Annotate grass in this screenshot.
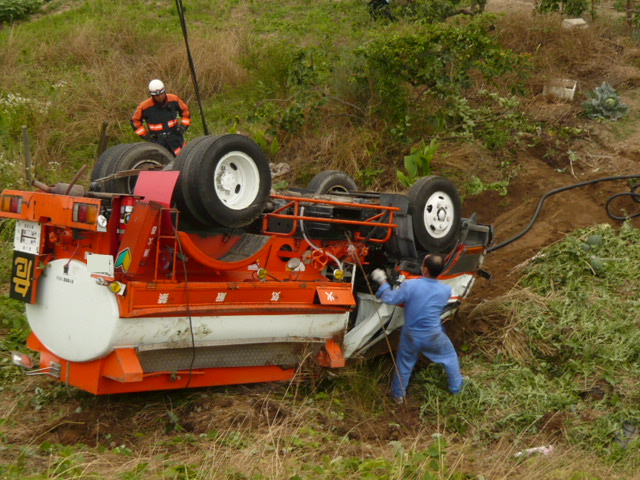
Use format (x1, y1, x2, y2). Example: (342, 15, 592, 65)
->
(463, 224, 640, 467)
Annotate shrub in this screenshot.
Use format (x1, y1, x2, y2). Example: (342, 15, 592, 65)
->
(356, 16, 530, 141)
(0, 0, 43, 23)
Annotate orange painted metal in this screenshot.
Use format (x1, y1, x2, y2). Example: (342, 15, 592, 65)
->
(27, 332, 296, 395)
(176, 231, 275, 271)
(315, 285, 356, 306)
(101, 348, 144, 383)
(116, 201, 162, 276)
(0, 190, 102, 231)
(316, 339, 346, 368)
(117, 280, 350, 317)
(263, 194, 399, 243)
(4, 178, 431, 395)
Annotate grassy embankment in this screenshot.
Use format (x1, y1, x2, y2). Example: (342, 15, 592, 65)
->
(0, 0, 639, 478)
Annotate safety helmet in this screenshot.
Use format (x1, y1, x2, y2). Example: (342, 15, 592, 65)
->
(148, 79, 166, 96)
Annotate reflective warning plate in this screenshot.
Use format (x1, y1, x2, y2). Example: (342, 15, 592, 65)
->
(14, 220, 41, 255)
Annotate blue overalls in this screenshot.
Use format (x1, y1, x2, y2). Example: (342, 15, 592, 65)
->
(376, 277, 463, 398)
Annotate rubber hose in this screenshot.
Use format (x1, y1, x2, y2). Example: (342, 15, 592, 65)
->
(487, 174, 640, 253)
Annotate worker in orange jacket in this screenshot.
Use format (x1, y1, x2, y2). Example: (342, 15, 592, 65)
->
(131, 79, 191, 156)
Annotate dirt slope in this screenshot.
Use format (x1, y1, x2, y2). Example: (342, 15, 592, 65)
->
(3, 4, 640, 476)
(455, 0, 640, 307)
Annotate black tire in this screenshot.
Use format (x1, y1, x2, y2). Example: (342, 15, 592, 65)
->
(90, 143, 135, 190)
(175, 134, 271, 228)
(408, 176, 461, 253)
(90, 143, 174, 194)
(307, 170, 358, 194)
(171, 136, 223, 226)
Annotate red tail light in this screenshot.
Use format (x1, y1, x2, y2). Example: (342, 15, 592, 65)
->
(73, 203, 98, 224)
(1, 195, 23, 213)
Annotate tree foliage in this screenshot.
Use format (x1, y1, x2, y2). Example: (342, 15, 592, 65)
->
(356, 16, 530, 141)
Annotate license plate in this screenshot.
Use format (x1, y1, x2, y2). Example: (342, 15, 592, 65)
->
(14, 220, 41, 255)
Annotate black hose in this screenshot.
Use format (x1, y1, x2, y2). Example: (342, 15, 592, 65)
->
(175, 0, 210, 135)
(605, 183, 640, 221)
(487, 174, 640, 253)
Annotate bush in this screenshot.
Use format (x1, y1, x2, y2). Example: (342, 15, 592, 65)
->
(356, 17, 530, 141)
(0, 0, 43, 23)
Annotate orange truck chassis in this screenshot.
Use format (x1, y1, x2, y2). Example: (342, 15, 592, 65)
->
(4, 135, 492, 394)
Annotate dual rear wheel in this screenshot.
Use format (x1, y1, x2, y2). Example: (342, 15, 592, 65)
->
(91, 135, 272, 229)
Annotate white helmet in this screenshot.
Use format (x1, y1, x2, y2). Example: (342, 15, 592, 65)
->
(148, 79, 166, 96)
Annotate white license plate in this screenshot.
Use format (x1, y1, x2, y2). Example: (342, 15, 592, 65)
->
(14, 220, 42, 255)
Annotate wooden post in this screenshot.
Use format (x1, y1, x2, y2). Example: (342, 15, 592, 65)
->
(97, 121, 109, 159)
(22, 125, 32, 185)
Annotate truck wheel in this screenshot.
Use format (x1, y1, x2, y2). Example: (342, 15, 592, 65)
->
(408, 176, 461, 253)
(171, 136, 222, 226)
(90, 143, 136, 190)
(90, 143, 174, 193)
(175, 134, 271, 228)
(307, 170, 358, 194)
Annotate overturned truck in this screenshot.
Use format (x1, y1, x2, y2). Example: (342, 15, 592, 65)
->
(4, 134, 492, 394)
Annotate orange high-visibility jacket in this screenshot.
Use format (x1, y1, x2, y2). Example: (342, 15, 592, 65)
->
(131, 94, 191, 138)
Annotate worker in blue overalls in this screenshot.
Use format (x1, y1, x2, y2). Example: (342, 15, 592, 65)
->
(371, 254, 464, 404)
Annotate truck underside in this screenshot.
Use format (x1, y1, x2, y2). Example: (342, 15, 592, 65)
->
(4, 134, 492, 394)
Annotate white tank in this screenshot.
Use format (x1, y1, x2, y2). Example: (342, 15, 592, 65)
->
(27, 259, 349, 362)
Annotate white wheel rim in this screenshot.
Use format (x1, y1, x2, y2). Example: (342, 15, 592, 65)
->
(213, 151, 260, 210)
(422, 190, 455, 239)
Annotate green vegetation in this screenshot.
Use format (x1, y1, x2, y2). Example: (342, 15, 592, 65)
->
(397, 139, 438, 187)
(582, 83, 629, 121)
(464, 175, 510, 196)
(1, 224, 640, 477)
(466, 223, 640, 464)
(0, 0, 540, 192)
(0, 0, 42, 23)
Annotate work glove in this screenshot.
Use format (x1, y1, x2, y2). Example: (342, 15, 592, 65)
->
(371, 268, 387, 285)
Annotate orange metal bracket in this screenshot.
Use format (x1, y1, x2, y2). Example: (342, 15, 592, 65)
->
(316, 339, 346, 368)
(101, 348, 144, 383)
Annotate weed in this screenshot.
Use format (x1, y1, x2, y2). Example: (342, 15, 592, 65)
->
(536, 0, 596, 17)
(460, 223, 640, 462)
(465, 175, 510, 197)
(397, 139, 438, 187)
